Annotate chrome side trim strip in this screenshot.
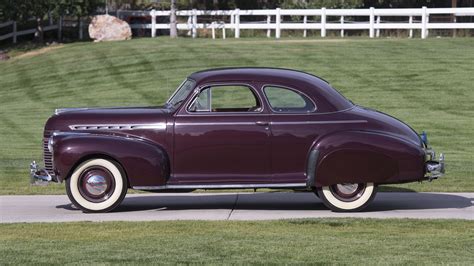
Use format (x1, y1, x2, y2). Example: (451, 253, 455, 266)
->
(133, 183, 308, 190)
(176, 122, 256, 126)
(69, 123, 167, 131)
(174, 120, 367, 127)
(271, 120, 367, 125)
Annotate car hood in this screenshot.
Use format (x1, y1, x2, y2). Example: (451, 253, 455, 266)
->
(45, 106, 171, 133)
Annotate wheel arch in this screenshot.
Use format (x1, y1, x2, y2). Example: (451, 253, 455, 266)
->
(52, 133, 170, 187)
(307, 130, 424, 187)
(64, 153, 130, 187)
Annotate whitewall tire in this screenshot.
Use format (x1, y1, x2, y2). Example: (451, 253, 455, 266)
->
(66, 158, 128, 213)
(316, 182, 376, 212)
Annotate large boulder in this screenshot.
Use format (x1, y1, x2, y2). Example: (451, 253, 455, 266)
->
(89, 14, 132, 42)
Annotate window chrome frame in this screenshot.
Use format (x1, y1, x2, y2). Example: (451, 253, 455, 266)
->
(166, 78, 196, 108)
(183, 82, 265, 116)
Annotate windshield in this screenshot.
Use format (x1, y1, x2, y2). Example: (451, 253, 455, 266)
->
(167, 79, 196, 108)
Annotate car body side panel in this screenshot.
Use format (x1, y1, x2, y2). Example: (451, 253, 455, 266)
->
(314, 131, 425, 187)
(52, 134, 169, 187)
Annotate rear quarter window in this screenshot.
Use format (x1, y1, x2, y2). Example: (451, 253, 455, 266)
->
(264, 86, 316, 113)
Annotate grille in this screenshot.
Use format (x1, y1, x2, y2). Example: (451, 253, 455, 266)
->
(43, 131, 54, 174)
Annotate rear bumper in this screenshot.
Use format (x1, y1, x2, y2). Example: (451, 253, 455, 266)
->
(30, 161, 56, 185)
(424, 150, 445, 181)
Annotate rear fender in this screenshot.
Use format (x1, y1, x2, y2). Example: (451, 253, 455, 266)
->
(52, 133, 169, 187)
(310, 131, 424, 187)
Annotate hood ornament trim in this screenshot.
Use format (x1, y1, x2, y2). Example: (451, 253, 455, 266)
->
(55, 108, 90, 115)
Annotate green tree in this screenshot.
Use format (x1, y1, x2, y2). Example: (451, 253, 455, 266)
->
(22, 0, 55, 43)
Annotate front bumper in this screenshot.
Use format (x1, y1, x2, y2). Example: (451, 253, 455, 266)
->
(30, 161, 55, 185)
(424, 149, 445, 181)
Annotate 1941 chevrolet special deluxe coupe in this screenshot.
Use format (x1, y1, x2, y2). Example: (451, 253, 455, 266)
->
(30, 68, 445, 212)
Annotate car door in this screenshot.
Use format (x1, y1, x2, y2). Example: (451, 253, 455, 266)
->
(173, 83, 271, 184)
(263, 85, 319, 183)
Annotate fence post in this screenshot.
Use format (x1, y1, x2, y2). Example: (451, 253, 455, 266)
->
(426, 10, 430, 38)
(187, 16, 192, 36)
(234, 8, 240, 38)
(340, 16, 344, 37)
(211, 22, 216, 39)
(409, 16, 413, 38)
(57, 16, 62, 40)
(12, 21, 17, 43)
(421, 6, 427, 39)
(79, 18, 83, 40)
(192, 9, 197, 38)
(266, 15, 271, 38)
(321, 7, 326, 38)
(48, 11, 53, 25)
(303, 15, 307, 37)
(376, 16, 380, 37)
(276, 8, 281, 39)
(151, 9, 156, 37)
(222, 23, 226, 39)
(369, 7, 375, 38)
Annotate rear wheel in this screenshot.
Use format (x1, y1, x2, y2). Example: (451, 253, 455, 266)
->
(316, 182, 376, 212)
(66, 158, 128, 213)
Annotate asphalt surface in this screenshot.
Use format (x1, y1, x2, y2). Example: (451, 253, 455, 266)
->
(1, 192, 473, 223)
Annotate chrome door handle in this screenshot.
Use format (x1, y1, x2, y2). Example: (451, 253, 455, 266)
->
(255, 121, 269, 126)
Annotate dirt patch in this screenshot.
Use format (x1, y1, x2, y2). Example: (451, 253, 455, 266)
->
(14, 44, 64, 59)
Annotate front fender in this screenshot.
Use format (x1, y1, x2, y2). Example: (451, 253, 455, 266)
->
(313, 131, 425, 187)
(52, 133, 169, 187)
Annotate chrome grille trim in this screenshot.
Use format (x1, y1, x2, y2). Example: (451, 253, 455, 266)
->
(43, 131, 54, 174)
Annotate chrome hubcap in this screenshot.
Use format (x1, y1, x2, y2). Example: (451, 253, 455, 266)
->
(336, 183, 359, 194)
(329, 183, 366, 202)
(85, 175, 108, 196)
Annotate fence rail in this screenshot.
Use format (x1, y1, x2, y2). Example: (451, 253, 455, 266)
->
(0, 18, 63, 43)
(118, 7, 474, 39)
(1, 7, 473, 43)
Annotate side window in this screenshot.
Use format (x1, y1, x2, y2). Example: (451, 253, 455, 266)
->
(264, 86, 315, 113)
(189, 85, 262, 113)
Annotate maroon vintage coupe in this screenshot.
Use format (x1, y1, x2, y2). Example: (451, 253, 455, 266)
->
(30, 68, 445, 212)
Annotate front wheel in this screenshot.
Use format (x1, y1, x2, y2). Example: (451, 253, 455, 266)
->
(316, 182, 376, 212)
(66, 158, 128, 213)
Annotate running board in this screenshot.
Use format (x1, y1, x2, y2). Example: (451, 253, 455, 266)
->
(133, 183, 308, 190)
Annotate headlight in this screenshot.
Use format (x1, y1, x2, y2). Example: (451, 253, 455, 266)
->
(48, 137, 54, 153)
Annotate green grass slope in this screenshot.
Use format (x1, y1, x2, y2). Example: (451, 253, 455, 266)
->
(1, 219, 473, 264)
(0, 38, 473, 194)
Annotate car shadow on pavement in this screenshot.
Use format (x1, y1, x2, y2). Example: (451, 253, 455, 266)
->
(111, 193, 329, 213)
(53, 192, 474, 213)
(365, 193, 473, 212)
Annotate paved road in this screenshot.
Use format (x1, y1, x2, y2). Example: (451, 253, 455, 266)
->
(1, 192, 473, 223)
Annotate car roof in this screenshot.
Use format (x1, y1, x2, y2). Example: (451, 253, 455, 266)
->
(188, 67, 330, 86)
(187, 67, 353, 112)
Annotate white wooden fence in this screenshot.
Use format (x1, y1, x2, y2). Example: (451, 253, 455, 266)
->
(1, 7, 473, 43)
(118, 7, 474, 39)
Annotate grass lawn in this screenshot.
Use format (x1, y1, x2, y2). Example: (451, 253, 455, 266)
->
(0, 38, 473, 194)
(1, 219, 473, 264)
